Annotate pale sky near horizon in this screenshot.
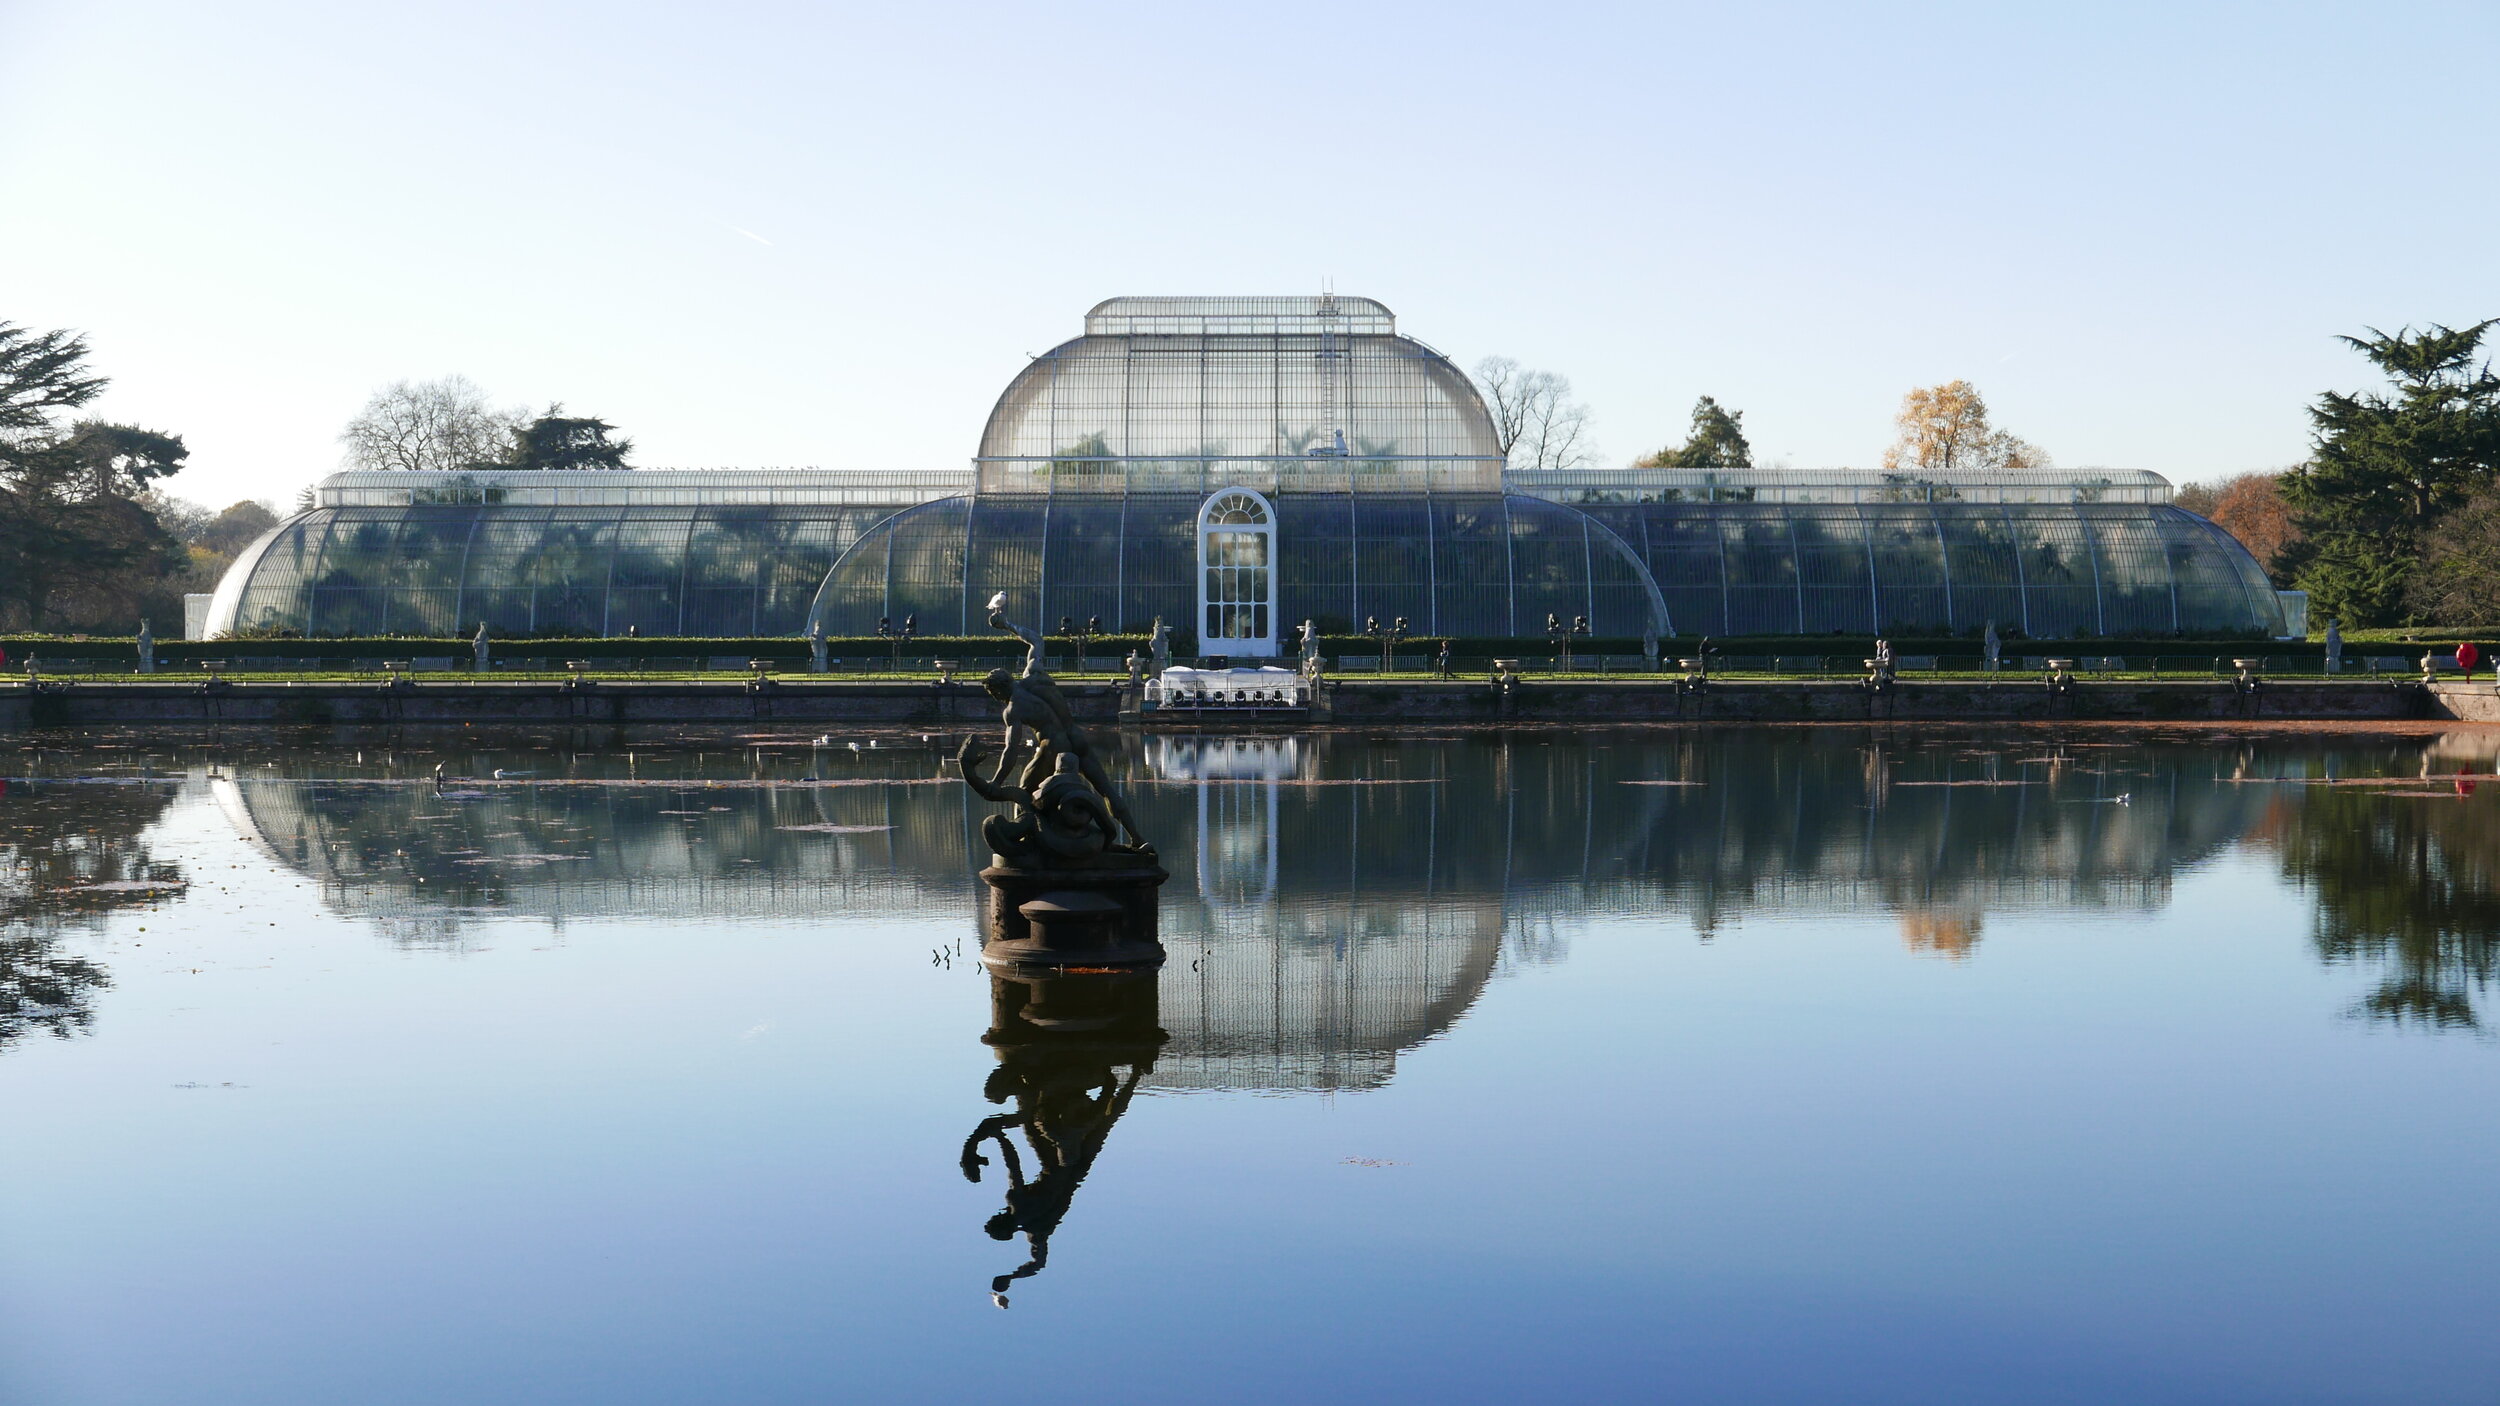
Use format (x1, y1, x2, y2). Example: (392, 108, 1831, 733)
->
(3, 0, 2494, 511)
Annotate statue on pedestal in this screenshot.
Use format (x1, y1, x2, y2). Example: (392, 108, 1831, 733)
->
(962, 594, 1168, 971)
(2325, 619, 2344, 674)
(808, 620, 829, 674)
(1983, 620, 2002, 673)
(978, 596, 1148, 852)
(472, 622, 491, 671)
(135, 619, 154, 675)
(1147, 617, 1171, 673)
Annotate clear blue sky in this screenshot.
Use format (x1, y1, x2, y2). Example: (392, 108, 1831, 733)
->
(3, 0, 2493, 509)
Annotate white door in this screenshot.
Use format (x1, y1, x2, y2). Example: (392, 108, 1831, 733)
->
(1197, 488, 1276, 656)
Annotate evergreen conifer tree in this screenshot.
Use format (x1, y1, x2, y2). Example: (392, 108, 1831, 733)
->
(2281, 322, 2500, 626)
(1644, 396, 1753, 468)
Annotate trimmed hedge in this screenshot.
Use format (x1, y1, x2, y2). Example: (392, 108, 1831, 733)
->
(15, 631, 2448, 668)
(0, 634, 1156, 665)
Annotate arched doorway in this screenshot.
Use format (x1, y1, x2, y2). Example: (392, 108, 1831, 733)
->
(1197, 488, 1276, 656)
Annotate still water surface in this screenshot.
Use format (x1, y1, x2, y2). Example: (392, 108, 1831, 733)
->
(1, 726, 2496, 1404)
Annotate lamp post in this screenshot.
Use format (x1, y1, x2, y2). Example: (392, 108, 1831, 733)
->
(1547, 613, 1590, 674)
(1060, 615, 1100, 676)
(1363, 615, 1408, 674)
(877, 615, 917, 674)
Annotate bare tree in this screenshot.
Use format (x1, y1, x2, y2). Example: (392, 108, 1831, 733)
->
(1473, 356, 1597, 471)
(339, 376, 524, 473)
(2410, 483, 2500, 625)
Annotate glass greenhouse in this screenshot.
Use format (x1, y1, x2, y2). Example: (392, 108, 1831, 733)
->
(204, 296, 2287, 643)
(802, 488, 1665, 643)
(201, 481, 958, 639)
(1564, 500, 2281, 638)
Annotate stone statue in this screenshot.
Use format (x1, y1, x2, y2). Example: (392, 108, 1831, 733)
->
(808, 620, 829, 674)
(1124, 650, 1145, 687)
(1983, 620, 2002, 672)
(1642, 626, 1659, 669)
(979, 594, 1149, 855)
(2324, 619, 2343, 674)
(135, 618, 154, 675)
(1297, 619, 1321, 679)
(472, 622, 491, 671)
(1147, 617, 1171, 673)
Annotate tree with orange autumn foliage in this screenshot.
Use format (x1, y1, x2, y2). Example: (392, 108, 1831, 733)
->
(1880, 380, 2048, 473)
(2176, 471, 2301, 585)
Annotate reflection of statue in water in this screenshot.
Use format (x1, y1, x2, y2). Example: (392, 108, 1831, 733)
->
(978, 595, 1150, 854)
(961, 1046, 1149, 1299)
(960, 969, 1164, 1304)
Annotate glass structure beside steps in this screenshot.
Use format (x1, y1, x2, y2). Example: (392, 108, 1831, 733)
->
(203, 296, 2286, 643)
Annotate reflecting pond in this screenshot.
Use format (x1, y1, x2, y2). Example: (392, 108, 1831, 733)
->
(1, 725, 2497, 1404)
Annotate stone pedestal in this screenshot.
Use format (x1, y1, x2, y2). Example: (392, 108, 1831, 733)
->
(985, 965, 1165, 1049)
(979, 859, 1168, 971)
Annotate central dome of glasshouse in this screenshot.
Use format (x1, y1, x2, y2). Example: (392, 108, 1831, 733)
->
(201, 294, 2289, 644)
(975, 295, 1503, 487)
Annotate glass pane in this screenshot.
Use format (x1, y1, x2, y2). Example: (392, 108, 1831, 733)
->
(1429, 497, 1511, 636)
(1277, 495, 1353, 634)
(1120, 495, 1194, 636)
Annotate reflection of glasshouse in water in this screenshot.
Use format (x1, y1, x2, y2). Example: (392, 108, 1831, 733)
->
(203, 295, 2287, 641)
(205, 731, 2336, 1088)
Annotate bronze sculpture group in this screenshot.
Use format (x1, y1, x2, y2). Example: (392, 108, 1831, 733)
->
(943, 598, 1186, 1303)
(956, 595, 1153, 867)
(954, 595, 1167, 970)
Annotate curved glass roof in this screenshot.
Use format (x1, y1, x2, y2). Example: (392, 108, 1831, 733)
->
(806, 492, 1668, 640)
(212, 498, 2282, 642)
(976, 294, 1503, 496)
(314, 468, 971, 508)
(1511, 466, 2175, 505)
(1083, 295, 1398, 335)
(206, 503, 896, 638)
(1573, 501, 2283, 637)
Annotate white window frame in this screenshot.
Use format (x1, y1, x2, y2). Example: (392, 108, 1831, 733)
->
(1195, 487, 1278, 657)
